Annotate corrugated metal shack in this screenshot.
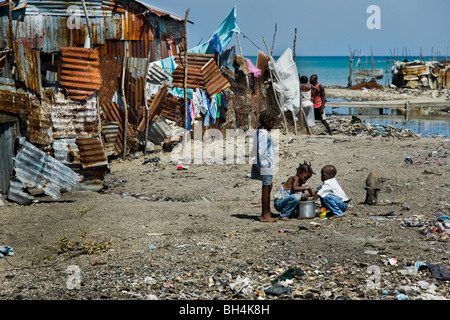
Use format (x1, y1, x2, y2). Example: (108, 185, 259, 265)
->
(392, 59, 450, 89)
(0, 0, 191, 202)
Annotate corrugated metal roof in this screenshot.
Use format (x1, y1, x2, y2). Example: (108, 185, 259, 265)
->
(8, 137, 80, 204)
(59, 47, 102, 100)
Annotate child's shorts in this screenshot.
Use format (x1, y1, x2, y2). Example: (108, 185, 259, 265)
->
(261, 175, 273, 186)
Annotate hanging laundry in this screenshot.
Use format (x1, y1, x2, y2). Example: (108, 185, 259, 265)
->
(219, 45, 235, 67)
(204, 95, 217, 127)
(186, 104, 191, 130)
(219, 91, 228, 123)
(189, 99, 196, 122)
(215, 93, 222, 119)
(209, 34, 223, 55)
(245, 58, 262, 78)
(201, 90, 209, 114)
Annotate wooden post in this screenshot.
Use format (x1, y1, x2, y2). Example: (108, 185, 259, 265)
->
(263, 36, 288, 134)
(183, 9, 190, 130)
(293, 28, 297, 61)
(121, 46, 128, 160)
(271, 24, 277, 56)
(80, 0, 93, 48)
(236, 33, 243, 56)
(8, 0, 14, 48)
(143, 42, 153, 155)
(348, 48, 354, 88)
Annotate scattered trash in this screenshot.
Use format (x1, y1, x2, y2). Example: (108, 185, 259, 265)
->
(271, 267, 305, 284)
(229, 276, 254, 296)
(388, 258, 397, 266)
(148, 245, 157, 251)
(428, 263, 450, 281)
(364, 250, 379, 255)
(0, 245, 14, 258)
(418, 215, 450, 241)
(143, 156, 160, 164)
(404, 157, 413, 165)
(395, 293, 409, 300)
(400, 216, 428, 228)
(264, 284, 291, 296)
(177, 164, 189, 170)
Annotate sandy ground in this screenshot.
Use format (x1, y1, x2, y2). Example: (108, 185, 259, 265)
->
(0, 87, 449, 304)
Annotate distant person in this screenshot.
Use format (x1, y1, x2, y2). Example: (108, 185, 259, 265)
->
(313, 165, 350, 218)
(310, 74, 332, 135)
(251, 109, 278, 222)
(273, 161, 315, 220)
(299, 75, 315, 128)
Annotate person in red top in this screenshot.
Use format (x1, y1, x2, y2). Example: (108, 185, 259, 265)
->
(310, 74, 332, 135)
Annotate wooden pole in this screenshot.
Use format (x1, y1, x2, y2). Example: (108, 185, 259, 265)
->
(262, 35, 288, 134)
(236, 33, 243, 56)
(183, 9, 190, 130)
(271, 24, 277, 56)
(80, 0, 93, 48)
(121, 46, 128, 160)
(293, 28, 297, 61)
(348, 48, 354, 88)
(8, 0, 14, 48)
(143, 41, 153, 155)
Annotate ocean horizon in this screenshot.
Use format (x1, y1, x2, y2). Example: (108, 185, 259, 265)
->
(246, 55, 447, 87)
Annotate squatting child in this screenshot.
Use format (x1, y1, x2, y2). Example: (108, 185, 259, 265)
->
(314, 165, 350, 217)
(273, 161, 315, 220)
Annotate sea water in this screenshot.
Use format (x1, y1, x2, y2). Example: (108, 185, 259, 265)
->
(246, 55, 450, 137)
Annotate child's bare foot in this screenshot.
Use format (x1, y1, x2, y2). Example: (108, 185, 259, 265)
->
(260, 215, 278, 222)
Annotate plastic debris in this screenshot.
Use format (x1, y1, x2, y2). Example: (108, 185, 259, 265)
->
(264, 284, 291, 296)
(0, 245, 14, 258)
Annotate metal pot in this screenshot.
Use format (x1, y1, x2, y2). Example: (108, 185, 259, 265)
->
(298, 200, 315, 219)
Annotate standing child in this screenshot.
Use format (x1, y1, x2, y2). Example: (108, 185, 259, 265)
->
(314, 165, 350, 217)
(251, 110, 278, 222)
(274, 161, 315, 220)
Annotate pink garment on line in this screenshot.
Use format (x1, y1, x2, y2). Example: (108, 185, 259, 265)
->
(245, 58, 262, 78)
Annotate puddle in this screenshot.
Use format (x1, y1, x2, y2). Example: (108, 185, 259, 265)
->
(326, 99, 450, 138)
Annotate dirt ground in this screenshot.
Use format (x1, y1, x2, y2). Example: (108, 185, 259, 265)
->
(0, 87, 449, 303)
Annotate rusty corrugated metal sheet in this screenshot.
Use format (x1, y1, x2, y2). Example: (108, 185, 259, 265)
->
(27, 95, 53, 145)
(100, 101, 135, 156)
(98, 54, 122, 106)
(0, 78, 32, 115)
(76, 137, 108, 168)
(137, 82, 168, 132)
(102, 122, 119, 156)
(59, 47, 102, 100)
(8, 137, 80, 204)
(53, 138, 81, 165)
(13, 42, 43, 96)
(48, 93, 99, 139)
(171, 53, 230, 96)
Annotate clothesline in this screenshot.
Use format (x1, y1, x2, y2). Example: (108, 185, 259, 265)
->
(240, 32, 264, 53)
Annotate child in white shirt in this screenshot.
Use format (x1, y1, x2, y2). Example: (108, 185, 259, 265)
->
(314, 165, 350, 217)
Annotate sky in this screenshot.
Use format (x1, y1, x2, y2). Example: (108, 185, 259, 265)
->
(144, 0, 450, 57)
